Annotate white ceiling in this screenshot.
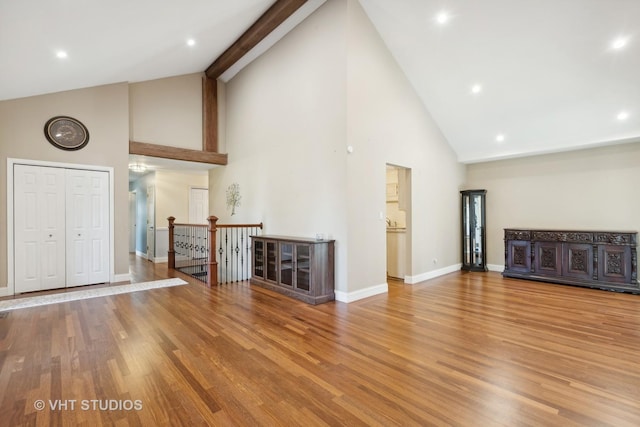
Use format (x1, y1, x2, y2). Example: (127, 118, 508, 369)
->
(0, 0, 274, 101)
(359, 0, 640, 162)
(2, 0, 640, 164)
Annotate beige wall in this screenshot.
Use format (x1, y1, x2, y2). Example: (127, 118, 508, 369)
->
(129, 73, 203, 149)
(0, 83, 130, 289)
(346, 0, 465, 290)
(155, 170, 209, 226)
(466, 142, 640, 269)
(209, 0, 350, 292)
(211, 0, 465, 299)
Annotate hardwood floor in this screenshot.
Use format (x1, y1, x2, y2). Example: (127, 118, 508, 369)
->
(1, 257, 639, 426)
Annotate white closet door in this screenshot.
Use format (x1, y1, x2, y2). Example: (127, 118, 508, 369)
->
(14, 165, 66, 292)
(66, 169, 110, 286)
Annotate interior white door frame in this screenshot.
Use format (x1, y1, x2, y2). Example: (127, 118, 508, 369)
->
(6, 157, 116, 296)
(129, 191, 137, 253)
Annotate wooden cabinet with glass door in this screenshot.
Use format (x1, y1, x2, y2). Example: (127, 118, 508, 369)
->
(251, 235, 335, 304)
(461, 189, 488, 271)
(252, 238, 279, 282)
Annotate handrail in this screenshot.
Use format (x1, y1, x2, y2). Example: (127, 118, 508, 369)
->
(218, 222, 264, 229)
(168, 216, 263, 286)
(172, 222, 263, 229)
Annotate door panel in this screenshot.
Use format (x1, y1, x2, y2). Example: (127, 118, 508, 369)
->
(66, 171, 89, 286)
(66, 169, 109, 286)
(14, 165, 66, 292)
(88, 172, 109, 282)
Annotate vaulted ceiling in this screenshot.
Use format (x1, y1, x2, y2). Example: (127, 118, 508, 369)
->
(359, 0, 640, 163)
(2, 0, 639, 163)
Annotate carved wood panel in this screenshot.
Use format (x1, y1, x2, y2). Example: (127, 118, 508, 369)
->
(534, 242, 562, 276)
(506, 240, 530, 273)
(598, 245, 631, 283)
(562, 243, 593, 281)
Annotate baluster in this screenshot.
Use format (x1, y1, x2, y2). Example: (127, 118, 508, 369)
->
(207, 216, 218, 286)
(168, 217, 175, 269)
(236, 228, 240, 282)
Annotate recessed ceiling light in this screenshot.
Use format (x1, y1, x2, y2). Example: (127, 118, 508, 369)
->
(612, 37, 628, 50)
(471, 84, 482, 94)
(56, 50, 68, 59)
(436, 11, 449, 25)
(496, 134, 505, 142)
(617, 111, 629, 121)
(186, 38, 196, 47)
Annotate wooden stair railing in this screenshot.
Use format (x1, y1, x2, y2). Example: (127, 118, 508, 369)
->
(168, 216, 263, 286)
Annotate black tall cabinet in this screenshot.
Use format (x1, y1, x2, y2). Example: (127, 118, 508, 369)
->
(461, 189, 488, 271)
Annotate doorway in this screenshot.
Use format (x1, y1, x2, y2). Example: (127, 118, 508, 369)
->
(386, 164, 412, 281)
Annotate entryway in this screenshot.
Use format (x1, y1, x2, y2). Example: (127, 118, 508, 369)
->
(386, 164, 412, 281)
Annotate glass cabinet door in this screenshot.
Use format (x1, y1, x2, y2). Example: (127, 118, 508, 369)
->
(295, 244, 310, 291)
(461, 189, 488, 271)
(253, 240, 264, 278)
(280, 243, 294, 286)
(266, 241, 278, 281)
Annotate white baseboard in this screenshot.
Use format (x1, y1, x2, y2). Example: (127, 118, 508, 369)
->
(405, 263, 462, 284)
(112, 273, 131, 283)
(0, 287, 8, 297)
(335, 282, 388, 303)
(487, 264, 504, 272)
(136, 250, 148, 259)
(154, 256, 168, 263)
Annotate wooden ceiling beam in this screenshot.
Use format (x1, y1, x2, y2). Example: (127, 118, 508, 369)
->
(130, 141, 228, 165)
(205, 0, 307, 79)
(202, 76, 218, 153)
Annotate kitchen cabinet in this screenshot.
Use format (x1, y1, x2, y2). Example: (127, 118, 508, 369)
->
(386, 228, 406, 279)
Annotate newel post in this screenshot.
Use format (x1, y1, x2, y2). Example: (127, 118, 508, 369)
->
(167, 217, 176, 270)
(207, 216, 219, 286)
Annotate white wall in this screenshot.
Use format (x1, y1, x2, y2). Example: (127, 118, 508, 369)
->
(466, 142, 640, 269)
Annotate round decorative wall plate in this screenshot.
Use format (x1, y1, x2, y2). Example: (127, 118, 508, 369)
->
(44, 116, 90, 150)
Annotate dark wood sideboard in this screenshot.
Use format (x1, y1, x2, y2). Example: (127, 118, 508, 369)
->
(251, 235, 335, 304)
(503, 229, 639, 294)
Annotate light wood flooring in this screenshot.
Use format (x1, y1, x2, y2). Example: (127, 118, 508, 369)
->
(1, 256, 639, 426)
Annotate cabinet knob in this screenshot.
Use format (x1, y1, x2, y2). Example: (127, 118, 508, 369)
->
(49, 234, 52, 238)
